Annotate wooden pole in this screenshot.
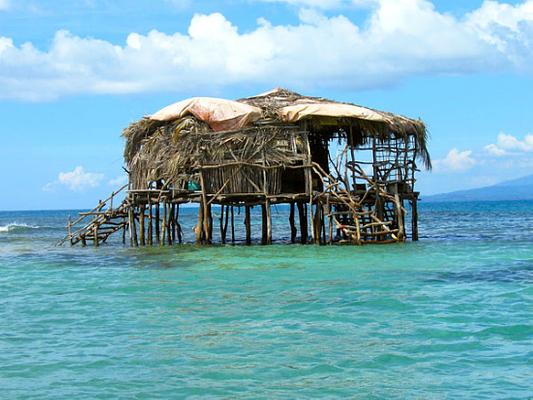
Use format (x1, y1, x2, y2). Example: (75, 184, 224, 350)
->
(313, 199, 321, 244)
(220, 205, 227, 244)
(327, 203, 333, 244)
(166, 203, 172, 245)
(155, 202, 160, 245)
(199, 172, 210, 244)
(171, 204, 176, 244)
(128, 208, 134, 247)
(245, 205, 251, 245)
(148, 202, 153, 246)
(94, 224, 99, 247)
(207, 203, 213, 244)
(222, 205, 229, 244)
(176, 203, 182, 244)
(411, 198, 419, 241)
(161, 201, 167, 246)
(297, 202, 307, 244)
(231, 206, 235, 244)
(266, 200, 272, 245)
(139, 205, 146, 246)
(261, 204, 267, 245)
(289, 202, 297, 243)
(122, 216, 126, 245)
(195, 202, 204, 244)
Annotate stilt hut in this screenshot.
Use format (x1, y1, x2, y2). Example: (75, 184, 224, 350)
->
(61, 88, 430, 246)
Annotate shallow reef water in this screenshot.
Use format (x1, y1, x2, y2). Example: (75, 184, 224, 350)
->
(0, 201, 532, 399)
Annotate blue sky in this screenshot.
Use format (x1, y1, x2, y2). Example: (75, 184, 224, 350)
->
(1, 0, 532, 210)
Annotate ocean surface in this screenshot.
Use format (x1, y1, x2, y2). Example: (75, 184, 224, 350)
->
(0, 201, 532, 399)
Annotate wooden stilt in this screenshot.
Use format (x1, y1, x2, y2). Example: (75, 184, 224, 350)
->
(411, 198, 419, 241)
(245, 205, 251, 245)
(155, 203, 160, 245)
(166, 203, 172, 245)
(220, 205, 227, 244)
(94, 224, 99, 247)
(161, 201, 167, 246)
(122, 216, 126, 245)
(231, 206, 235, 244)
(289, 202, 297, 243)
(195, 202, 204, 244)
(261, 204, 267, 245)
(222, 205, 229, 244)
(139, 205, 145, 246)
(176, 203, 182, 244)
(207, 203, 213, 244)
(266, 200, 272, 245)
(148, 202, 153, 246)
(128, 208, 134, 247)
(314, 200, 321, 244)
(171, 204, 176, 244)
(328, 203, 333, 244)
(297, 202, 308, 244)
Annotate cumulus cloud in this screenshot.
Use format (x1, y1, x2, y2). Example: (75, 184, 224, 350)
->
(257, 0, 376, 8)
(44, 166, 104, 192)
(0, 0, 9, 11)
(485, 133, 533, 156)
(434, 148, 476, 172)
(108, 175, 128, 187)
(1, 0, 533, 100)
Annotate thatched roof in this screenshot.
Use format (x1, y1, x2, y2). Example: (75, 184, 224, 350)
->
(122, 88, 431, 185)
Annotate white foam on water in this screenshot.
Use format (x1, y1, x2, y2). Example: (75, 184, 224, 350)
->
(0, 223, 41, 233)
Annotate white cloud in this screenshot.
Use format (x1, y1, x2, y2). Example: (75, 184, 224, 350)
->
(0, 0, 9, 11)
(2, 1, 533, 100)
(44, 166, 104, 192)
(434, 148, 476, 172)
(108, 175, 128, 187)
(484, 143, 507, 156)
(257, 0, 376, 8)
(485, 132, 533, 156)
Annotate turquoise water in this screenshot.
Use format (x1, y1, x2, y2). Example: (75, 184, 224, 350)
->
(1, 202, 532, 399)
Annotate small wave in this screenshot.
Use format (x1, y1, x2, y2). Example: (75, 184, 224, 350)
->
(0, 223, 42, 233)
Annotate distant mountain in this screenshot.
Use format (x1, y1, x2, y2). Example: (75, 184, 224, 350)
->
(423, 174, 533, 202)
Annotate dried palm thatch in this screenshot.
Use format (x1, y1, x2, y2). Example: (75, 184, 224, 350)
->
(123, 88, 430, 190)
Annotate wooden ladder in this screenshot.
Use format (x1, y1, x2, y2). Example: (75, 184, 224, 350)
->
(57, 184, 130, 246)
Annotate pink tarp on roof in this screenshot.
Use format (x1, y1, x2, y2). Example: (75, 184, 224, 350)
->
(150, 97, 263, 132)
